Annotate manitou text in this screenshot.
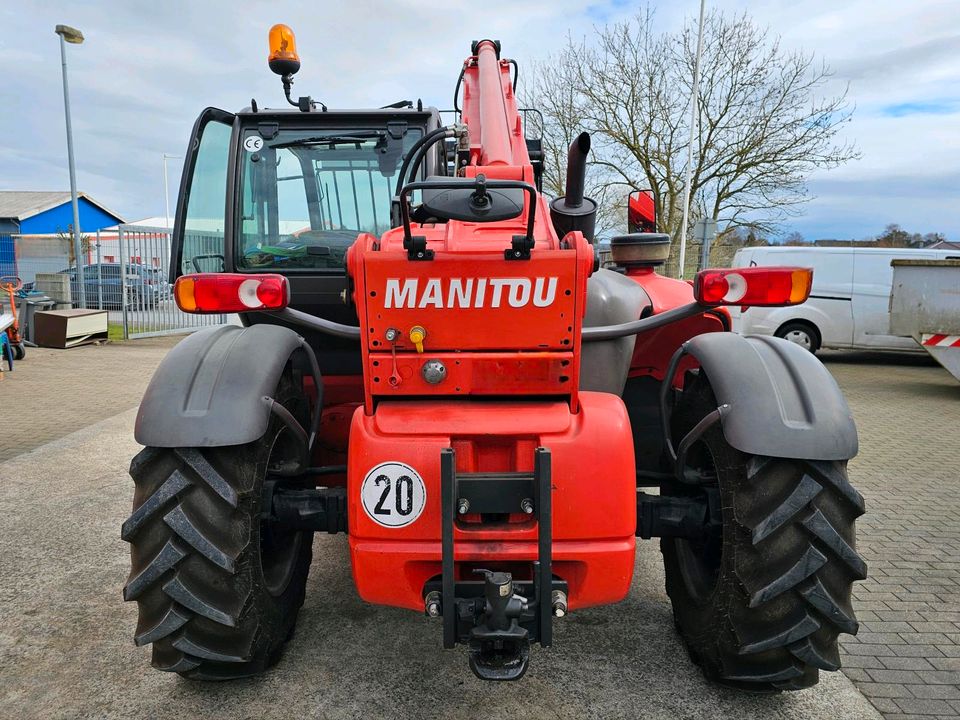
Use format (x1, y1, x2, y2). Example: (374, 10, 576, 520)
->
(383, 277, 559, 309)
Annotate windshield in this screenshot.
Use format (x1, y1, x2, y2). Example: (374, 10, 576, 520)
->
(237, 127, 423, 271)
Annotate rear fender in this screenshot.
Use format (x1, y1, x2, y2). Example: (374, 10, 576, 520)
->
(135, 324, 309, 447)
(679, 332, 858, 461)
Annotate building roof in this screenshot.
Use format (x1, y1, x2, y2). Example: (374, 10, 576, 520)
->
(102, 216, 172, 231)
(929, 240, 960, 250)
(0, 191, 124, 223)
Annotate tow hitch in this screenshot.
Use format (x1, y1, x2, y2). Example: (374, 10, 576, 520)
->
(465, 569, 531, 680)
(423, 446, 565, 681)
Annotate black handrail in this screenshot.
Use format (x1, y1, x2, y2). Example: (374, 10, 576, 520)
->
(397, 176, 538, 251)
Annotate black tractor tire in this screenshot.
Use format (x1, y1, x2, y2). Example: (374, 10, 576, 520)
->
(122, 373, 314, 680)
(662, 372, 866, 691)
(775, 321, 820, 354)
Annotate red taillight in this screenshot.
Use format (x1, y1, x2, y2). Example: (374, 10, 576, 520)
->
(174, 273, 290, 314)
(694, 266, 813, 307)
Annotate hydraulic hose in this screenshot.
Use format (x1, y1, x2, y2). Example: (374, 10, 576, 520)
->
(297, 337, 324, 451)
(394, 127, 455, 197)
(274, 307, 362, 340)
(403, 129, 458, 189)
(581, 302, 705, 342)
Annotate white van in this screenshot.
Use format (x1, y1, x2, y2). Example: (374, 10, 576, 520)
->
(728, 246, 958, 353)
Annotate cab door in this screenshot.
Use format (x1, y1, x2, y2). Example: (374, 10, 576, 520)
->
(170, 107, 236, 280)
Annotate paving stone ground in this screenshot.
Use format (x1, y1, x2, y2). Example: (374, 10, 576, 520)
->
(0, 336, 181, 463)
(822, 350, 960, 720)
(1, 339, 958, 718)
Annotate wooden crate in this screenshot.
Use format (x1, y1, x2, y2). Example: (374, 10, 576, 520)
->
(33, 309, 108, 348)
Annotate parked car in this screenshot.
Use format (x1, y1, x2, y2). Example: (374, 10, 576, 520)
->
(727, 246, 958, 353)
(59, 263, 170, 310)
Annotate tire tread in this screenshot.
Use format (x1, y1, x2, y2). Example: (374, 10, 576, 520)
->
(123, 412, 313, 680)
(664, 376, 865, 692)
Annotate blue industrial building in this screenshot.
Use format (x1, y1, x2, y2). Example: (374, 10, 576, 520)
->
(0, 191, 123, 236)
(0, 191, 124, 276)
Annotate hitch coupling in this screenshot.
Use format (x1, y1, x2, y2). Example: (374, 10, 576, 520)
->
(467, 569, 531, 681)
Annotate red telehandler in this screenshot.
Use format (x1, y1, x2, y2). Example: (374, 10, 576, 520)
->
(123, 28, 865, 689)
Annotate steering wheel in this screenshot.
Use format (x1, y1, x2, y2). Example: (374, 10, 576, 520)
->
(0, 276, 23, 292)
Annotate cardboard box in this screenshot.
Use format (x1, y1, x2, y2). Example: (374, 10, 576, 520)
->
(33, 309, 108, 348)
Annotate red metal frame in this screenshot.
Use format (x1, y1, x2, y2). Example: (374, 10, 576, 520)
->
(342, 41, 635, 611)
(623, 266, 729, 385)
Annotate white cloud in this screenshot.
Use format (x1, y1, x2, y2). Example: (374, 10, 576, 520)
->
(1, 0, 957, 238)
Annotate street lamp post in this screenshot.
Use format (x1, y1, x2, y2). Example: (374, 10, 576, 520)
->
(55, 23, 86, 308)
(162, 154, 182, 230)
(677, 0, 706, 279)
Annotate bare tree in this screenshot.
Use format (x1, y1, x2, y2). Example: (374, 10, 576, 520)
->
(525, 8, 859, 244)
(525, 57, 622, 236)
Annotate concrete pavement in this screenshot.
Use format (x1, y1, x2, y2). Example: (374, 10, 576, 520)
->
(0, 408, 880, 720)
(0, 336, 180, 463)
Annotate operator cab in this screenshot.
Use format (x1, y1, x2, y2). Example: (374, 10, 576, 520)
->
(170, 105, 444, 374)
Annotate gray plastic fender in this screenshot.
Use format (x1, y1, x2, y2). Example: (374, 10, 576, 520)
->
(581, 269, 650, 395)
(134, 324, 305, 448)
(682, 332, 858, 460)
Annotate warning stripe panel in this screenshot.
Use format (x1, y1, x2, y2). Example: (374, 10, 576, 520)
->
(921, 334, 960, 347)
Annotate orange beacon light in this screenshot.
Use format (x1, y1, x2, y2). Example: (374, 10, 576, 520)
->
(268, 24, 300, 76)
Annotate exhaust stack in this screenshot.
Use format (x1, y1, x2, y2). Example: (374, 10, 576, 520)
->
(549, 132, 598, 242)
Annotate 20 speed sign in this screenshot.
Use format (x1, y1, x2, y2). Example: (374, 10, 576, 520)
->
(360, 461, 427, 528)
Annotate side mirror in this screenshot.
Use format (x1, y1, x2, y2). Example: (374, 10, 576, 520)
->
(627, 190, 656, 234)
(420, 176, 524, 223)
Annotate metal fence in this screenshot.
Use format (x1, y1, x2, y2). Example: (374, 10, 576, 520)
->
(1, 226, 229, 340)
(116, 225, 229, 338)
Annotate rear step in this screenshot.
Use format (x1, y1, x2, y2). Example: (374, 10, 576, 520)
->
(429, 446, 564, 680)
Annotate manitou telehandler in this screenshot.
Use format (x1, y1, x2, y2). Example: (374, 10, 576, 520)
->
(123, 26, 865, 689)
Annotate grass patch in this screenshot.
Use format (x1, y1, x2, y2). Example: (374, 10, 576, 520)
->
(108, 322, 177, 341)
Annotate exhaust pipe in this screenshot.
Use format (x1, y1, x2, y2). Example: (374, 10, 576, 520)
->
(549, 131, 598, 242)
(564, 132, 590, 207)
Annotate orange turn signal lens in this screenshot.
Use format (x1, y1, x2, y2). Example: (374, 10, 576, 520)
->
(174, 273, 290, 314)
(789, 268, 813, 304)
(268, 24, 301, 76)
(176, 276, 197, 312)
(694, 266, 813, 307)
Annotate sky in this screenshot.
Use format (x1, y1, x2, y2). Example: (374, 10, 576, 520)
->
(1, 0, 958, 241)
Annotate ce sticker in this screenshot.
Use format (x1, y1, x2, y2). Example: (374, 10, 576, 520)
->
(360, 462, 426, 528)
(243, 135, 264, 152)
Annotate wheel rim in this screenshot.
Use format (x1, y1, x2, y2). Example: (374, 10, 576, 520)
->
(783, 329, 812, 349)
(259, 427, 304, 597)
(674, 443, 723, 604)
(260, 519, 302, 597)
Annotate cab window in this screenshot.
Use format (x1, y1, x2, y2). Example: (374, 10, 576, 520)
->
(237, 127, 422, 271)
